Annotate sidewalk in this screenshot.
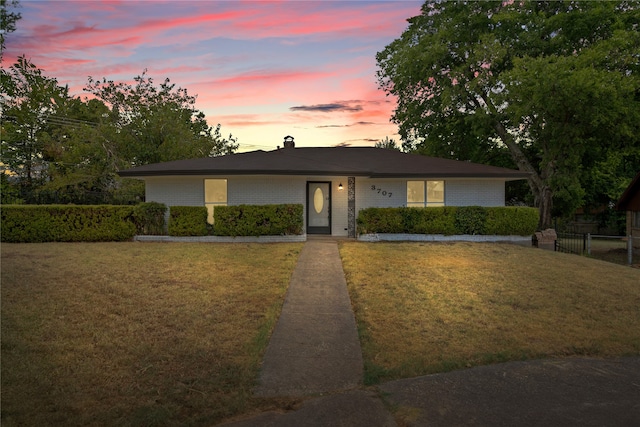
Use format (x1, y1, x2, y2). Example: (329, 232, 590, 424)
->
(254, 239, 364, 396)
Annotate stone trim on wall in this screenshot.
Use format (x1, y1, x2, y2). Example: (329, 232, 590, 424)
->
(348, 177, 356, 238)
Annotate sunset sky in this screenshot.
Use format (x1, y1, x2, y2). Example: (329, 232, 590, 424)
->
(3, 0, 423, 151)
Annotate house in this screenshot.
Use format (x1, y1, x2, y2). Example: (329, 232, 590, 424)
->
(118, 136, 529, 237)
(616, 171, 640, 249)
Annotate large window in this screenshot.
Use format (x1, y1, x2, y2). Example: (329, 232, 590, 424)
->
(407, 180, 444, 207)
(204, 179, 227, 224)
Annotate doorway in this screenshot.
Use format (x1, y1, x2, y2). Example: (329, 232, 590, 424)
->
(307, 182, 331, 234)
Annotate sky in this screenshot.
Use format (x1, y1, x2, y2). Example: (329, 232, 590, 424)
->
(3, 0, 423, 152)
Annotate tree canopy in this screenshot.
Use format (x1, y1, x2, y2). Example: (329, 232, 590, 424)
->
(1, 60, 238, 204)
(0, 0, 21, 59)
(377, 0, 640, 228)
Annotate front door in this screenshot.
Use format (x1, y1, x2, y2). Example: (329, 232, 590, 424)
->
(307, 182, 331, 234)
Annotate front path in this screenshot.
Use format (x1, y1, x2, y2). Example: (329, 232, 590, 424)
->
(254, 239, 364, 397)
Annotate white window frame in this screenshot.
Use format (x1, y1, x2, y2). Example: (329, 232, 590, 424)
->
(406, 180, 445, 207)
(204, 179, 227, 224)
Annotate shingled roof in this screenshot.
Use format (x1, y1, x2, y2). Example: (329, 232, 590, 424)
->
(118, 147, 529, 179)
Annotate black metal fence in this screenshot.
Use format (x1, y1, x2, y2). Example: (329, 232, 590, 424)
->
(555, 232, 638, 266)
(555, 232, 587, 255)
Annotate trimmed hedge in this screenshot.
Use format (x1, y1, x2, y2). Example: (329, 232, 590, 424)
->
(0, 205, 136, 243)
(357, 206, 538, 236)
(132, 202, 167, 235)
(168, 206, 208, 236)
(214, 204, 303, 237)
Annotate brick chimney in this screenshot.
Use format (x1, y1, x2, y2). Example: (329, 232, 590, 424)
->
(283, 135, 295, 149)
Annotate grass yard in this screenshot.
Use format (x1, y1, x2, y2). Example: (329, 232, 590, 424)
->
(588, 236, 640, 266)
(339, 242, 640, 384)
(1, 242, 302, 426)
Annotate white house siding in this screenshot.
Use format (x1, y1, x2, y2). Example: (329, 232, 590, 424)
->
(228, 176, 304, 206)
(355, 178, 407, 212)
(445, 179, 505, 207)
(144, 175, 351, 236)
(354, 177, 506, 219)
(143, 176, 506, 237)
(145, 176, 205, 206)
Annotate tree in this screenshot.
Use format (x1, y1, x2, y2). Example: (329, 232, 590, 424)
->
(374, 136, 401, 151)
(0, 0, 21, 60)
(1, 56, 69, 198)
(377, 1, 640, 229)
(83, 70, 238, 168)
(41, 70, 239, 203)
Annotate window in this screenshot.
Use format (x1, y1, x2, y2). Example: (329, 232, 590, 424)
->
(204, 179, 227, 224)
(407, 180, 444, 207)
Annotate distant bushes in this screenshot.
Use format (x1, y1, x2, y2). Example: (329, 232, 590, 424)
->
(357, 206, 538, 236)
(0, 205, 137, 243)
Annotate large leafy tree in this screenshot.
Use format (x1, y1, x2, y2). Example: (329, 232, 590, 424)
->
(83, 70, 237, 168)
(1, 56, 69, 197)
(2, 63, 238, 203)
(377, 1, 640, 228)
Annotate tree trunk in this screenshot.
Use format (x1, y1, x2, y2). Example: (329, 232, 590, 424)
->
(536, 185, 554, 230)
(491, 117, 552, 230)
(479, 93, 555, 230)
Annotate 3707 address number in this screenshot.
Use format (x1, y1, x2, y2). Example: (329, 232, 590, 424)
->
(371, 185, 392, 198)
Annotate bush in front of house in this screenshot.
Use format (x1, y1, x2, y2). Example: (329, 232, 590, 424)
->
(455, 206, 488, 235)
(485, 207, 540, 236)
(132, 202, 167, 235)
(214, 204, 303, 236)
(357, 206, 539, 236)
(0, 205, 137, 242)
(357, 207, 457, 235)
(168, 206, 209, 236)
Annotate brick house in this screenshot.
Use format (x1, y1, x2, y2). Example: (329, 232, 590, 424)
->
(616, 171, 640, 249)
(118, 136, 529, 237)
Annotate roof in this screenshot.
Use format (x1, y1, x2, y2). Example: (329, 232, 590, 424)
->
(117, 147, 530, 179)
(616, 171, 640, 211)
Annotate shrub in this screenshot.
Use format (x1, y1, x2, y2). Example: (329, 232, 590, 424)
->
(485, 207, 539, 236)
(357, 206, 539, 236)
(213, 204, 303, 236)
(411, 207, 457, 235)
(356, 208, 403, 234)
(0, 205, 136, 243)
(132, 202, 167, 235)
(455, 206, 488, 235)
(168, 206, 208, 236)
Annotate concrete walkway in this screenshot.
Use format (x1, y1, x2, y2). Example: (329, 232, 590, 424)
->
(254, 239, 364, 397)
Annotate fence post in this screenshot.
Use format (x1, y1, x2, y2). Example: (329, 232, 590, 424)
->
(629, 234, 633, 266)
(587, 233, 591, 256)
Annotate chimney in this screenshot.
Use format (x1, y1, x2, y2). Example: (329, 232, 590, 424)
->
(283, 135, 295, 149)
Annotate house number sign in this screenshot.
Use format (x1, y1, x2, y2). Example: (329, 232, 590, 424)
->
(370, 184, 393, 198)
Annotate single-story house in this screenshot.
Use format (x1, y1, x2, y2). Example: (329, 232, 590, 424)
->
(616, 171, 640, 248)
(118, 136, 529, 237)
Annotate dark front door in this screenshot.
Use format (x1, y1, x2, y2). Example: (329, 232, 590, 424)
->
(307, 182, 331, 234)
